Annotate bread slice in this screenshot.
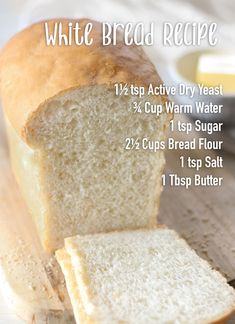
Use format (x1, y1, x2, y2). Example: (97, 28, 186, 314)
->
(0, 19, 171, 252)
(55, 248, 91, 324)
(56, 228, 235, 324)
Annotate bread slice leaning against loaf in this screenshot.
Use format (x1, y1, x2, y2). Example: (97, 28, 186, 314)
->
(56, 228, 235, 324)
(0, 19, 171, 252)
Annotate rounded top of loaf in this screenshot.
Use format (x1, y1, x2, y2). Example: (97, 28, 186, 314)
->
(0, 18, 165, 140)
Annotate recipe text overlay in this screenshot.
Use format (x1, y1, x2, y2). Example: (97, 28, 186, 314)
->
(115, 82, 224, 189)
(44, 22, 218, 47)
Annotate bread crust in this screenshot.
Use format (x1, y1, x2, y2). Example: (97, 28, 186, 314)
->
(211, 309, 235, 323)
(55, 248, 93, 323)
(0, 18, 168, 143)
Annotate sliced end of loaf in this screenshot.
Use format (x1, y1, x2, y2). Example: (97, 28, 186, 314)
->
(20, 85, 169, 251)
(57, 228, 235, 324)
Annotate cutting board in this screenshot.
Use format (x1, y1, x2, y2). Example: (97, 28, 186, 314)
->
(0, 108, 75, 323)
(160, 116, 235, 283)
(0, 107, 234, 323)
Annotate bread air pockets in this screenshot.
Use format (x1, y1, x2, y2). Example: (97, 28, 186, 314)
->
(56, 228, 235, 324)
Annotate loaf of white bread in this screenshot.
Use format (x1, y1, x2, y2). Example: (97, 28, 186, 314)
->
(56, 228, 235, 324)
(2, 19, 234, 324)
(0, 19, 171, 252)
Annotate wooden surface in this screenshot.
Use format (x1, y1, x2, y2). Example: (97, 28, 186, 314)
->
(0, 108, 235, 323)
(0, 108, 75, 323)
(160, 115, 235, 282)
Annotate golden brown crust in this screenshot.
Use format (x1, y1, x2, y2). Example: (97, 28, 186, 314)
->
(0, 18, 166, 141)
(211, 308, 235, 323)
